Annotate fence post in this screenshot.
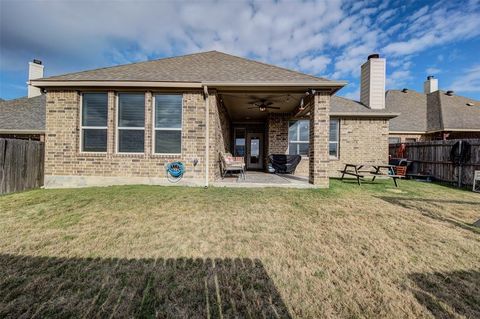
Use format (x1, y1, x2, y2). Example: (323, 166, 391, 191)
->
(458, 140, 463, 188)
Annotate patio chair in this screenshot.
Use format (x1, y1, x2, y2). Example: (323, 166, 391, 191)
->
(219, 152, 246, 179)
(388, 165, 407, 187)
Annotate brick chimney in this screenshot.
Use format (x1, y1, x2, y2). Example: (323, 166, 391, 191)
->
(423, 75, 438, 94)
(360, 54, 386, 109)
(27, 59, 44, 98)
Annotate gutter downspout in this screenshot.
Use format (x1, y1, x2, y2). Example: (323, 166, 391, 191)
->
(203, 85, 209, 188)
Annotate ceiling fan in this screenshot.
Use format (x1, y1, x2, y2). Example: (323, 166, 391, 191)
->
(247, 99, 281, 112)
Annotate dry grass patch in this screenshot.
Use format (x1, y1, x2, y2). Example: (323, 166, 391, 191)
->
(0, 179, 479, 318)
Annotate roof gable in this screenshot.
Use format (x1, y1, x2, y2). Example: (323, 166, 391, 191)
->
(39, 51, 331, 84)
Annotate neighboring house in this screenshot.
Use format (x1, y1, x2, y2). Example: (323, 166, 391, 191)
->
(0, 95, 46, 141)
(386, 76, 480, 143)
(29, 51, 396, 188)
(0, 60, 46, 141)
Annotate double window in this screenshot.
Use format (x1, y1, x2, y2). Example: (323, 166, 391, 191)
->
(153, 94, 182, 154)
(288, 119, 340, 158)
(81, 93, 108, 152)
(117, 93, 145, 153)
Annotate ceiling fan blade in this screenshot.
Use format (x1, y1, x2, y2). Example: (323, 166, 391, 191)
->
(247, 107, 258, 109)
(266, 106, 281, 109)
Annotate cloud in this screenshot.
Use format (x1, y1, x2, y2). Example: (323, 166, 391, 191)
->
(387, 69, 412, 88)
(1, 0, 480, 100)
(426, 67, 441, 75)
(451, 65, 480, 93)
(383, 2, 480, 57)
(0, 0, 345, 74)
(298, 55, 331, 74)
(377, 9, 395, 24)
(408, 5, 429, 22)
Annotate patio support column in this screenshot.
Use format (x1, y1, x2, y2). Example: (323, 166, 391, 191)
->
(309, 91, 330, 187)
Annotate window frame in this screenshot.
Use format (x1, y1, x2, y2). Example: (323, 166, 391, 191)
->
(288, 120, 310, 157)
(152, 94, 183, 155)
(79, 92, 108, 154)
(115, 92, 146, 155)
(329, 118, 340, 159)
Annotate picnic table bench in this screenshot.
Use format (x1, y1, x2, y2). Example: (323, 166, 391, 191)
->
(339, 163, 405, 187)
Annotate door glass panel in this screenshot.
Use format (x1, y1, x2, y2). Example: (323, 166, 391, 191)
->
(234, 128, 246, 156)
(250, 138, 259, 163)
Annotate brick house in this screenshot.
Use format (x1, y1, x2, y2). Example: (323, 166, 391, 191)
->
(387, 76, 480, 143)
(30, 51, 396, 188)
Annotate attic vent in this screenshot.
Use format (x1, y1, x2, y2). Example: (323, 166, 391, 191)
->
(467, 102, 475, 106)
(446, 90, 454, 96)
(402, 88, 409, 93)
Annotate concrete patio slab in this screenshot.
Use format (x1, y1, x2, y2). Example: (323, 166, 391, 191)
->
(212, 171, 315, 188)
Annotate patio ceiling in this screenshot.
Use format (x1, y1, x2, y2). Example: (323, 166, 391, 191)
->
(219, 92, 304, 120)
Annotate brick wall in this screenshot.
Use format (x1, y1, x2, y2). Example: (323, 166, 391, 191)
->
(266, 113, 289, 154)
(209, 92, 231, 180)
(308, 92, 330, 187)
(272, 117, 390, 177)
(44, 90, 208, 187)
(328, 118, 389, 176)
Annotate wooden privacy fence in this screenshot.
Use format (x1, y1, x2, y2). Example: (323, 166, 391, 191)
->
(0, 138, 44, 194)
(389, 139, 480, 187)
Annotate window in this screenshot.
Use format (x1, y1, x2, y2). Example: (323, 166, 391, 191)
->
(153, 94, 182, 154)
(405, 138, 417, 143)
(389, 137, 401, 144)
(117, 93, 145, 153)
(329, 119, 340, 158)
(289, 120, 309, 156)
(81, 93, 108, 152)
(234, 128, 246, 156)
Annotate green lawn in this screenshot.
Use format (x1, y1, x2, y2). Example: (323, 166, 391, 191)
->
(0, 179, 479, 318)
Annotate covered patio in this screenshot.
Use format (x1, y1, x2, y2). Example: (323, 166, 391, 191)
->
(209, 87, 334, 187)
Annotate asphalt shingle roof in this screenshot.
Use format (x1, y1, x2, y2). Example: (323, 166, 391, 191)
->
(0, 95, 46, 132)
(39, 51, 332, 83)
(432, 91, 480, 131)
(386, 89, 480, 132)
(385, 90, 427, 132)
(330, 95, 396, 116)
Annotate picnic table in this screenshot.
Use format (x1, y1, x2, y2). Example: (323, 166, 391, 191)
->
(339, 163, 405, 187)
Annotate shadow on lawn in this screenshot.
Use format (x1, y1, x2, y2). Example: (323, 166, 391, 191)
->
(0, 254, 291, 318)
(409, 270, 480, 318)
(376, 196, 480, 234)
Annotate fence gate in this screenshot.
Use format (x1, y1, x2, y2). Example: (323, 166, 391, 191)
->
(0, 138, 45, 194)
